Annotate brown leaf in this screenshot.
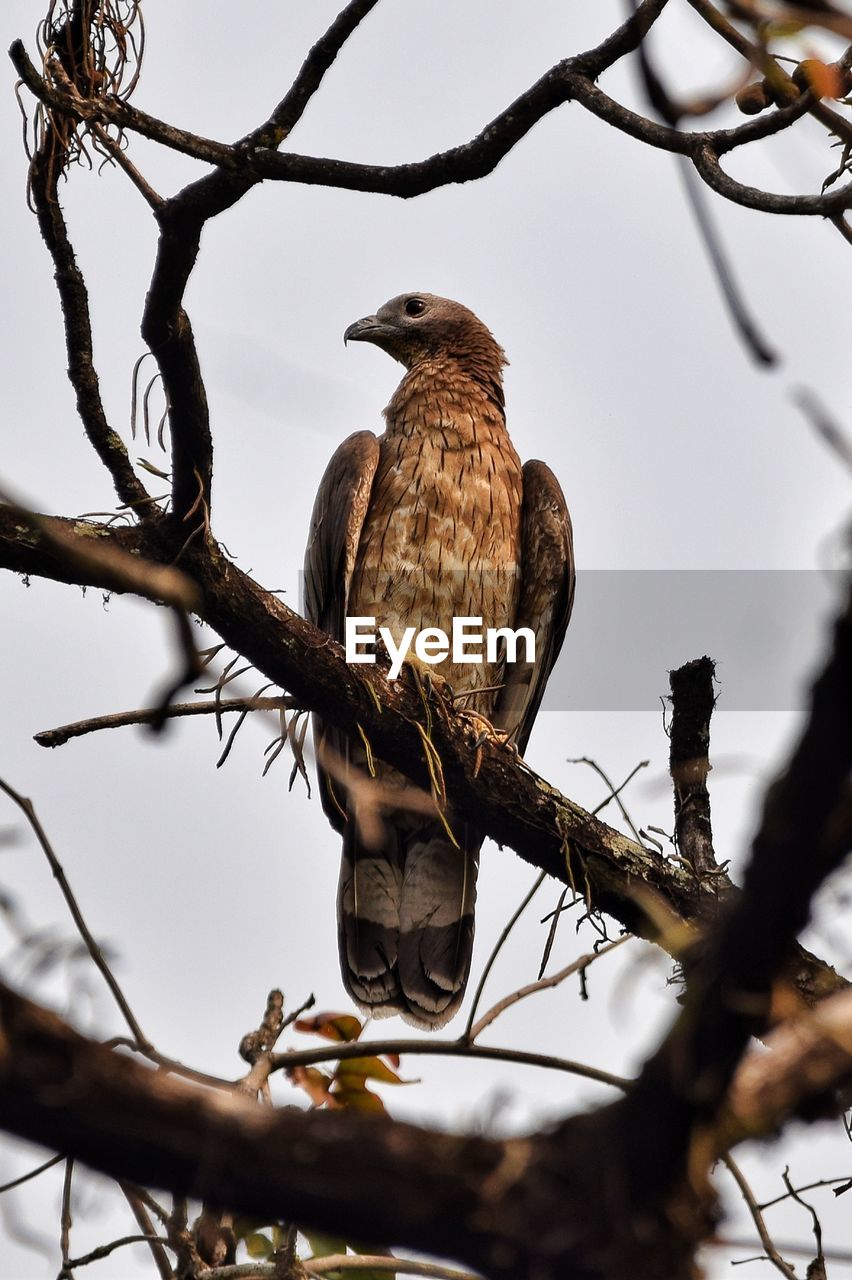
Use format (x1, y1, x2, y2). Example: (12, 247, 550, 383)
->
(330, 1083, 387, 1113)
(335, 1056, 411, 1085)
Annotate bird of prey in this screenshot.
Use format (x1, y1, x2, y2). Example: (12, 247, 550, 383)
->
(304, 293, 574, 1029)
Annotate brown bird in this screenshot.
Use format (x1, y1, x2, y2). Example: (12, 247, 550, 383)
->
(304, 293, 574, 1028)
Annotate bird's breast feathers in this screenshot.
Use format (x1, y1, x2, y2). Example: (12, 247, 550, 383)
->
(349, 415, 523, 701)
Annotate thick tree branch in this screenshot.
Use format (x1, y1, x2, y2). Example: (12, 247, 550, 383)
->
(0, 941, 849, 1278)
(0, 504, 843, 1010)
(0, 981, 511, 1276)
(242, 0, 383, 149)
(26, 125, 152, 513)
(0, 588, 849, 1278)
(140, 212, 212, 526)
(616, 583, 852, 1224)
(11, 8, 843, 220)
(695, 143, 852, 213)
(721, 984, 852, 1147)
(668, 657, 718, 882)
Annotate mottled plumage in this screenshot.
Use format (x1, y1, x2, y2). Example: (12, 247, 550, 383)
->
(304, 293, 574, 1028)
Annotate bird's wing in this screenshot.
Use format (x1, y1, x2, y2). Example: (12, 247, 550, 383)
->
(303, 430, 380, 830)
(491, 459, 575, 754)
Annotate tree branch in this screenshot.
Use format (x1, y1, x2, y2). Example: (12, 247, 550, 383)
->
(26, 118, 152, 513)
(0, 573, 849, 1275)
(0, 504, 843, 1009)
(695, 143, 852, 213)
(242, 0, 383, 149)
(12, 5, 840, 218)
(668, 657, 719, 883)
(34, 696, 294, 748)
(616, 583, 852, 1226)
(0, 775, 151, 1050)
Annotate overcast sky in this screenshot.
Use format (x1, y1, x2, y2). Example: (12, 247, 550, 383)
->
(1, 2, 850, 1276)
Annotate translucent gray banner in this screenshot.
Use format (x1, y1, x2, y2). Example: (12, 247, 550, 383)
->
(547, 570, 843, 711)
(299, 570, 846, 711)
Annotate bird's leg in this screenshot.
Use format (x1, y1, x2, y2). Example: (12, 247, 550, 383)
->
(399, 654, 455, 708)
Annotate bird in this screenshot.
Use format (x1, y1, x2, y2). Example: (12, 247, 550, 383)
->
(304, 292, 574, 1029)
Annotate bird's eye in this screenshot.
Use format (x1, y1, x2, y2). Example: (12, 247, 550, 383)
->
(404, 298, 426, 317)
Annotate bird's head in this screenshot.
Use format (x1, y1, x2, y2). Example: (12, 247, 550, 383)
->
(344, 293, 507, 399)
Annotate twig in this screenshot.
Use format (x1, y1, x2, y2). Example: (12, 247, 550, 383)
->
(243, 0, 383, 149)
(676, 158, 777, 365)
(35, 696, 294, 748)
(121, 1184, 175, 1280)
(723, 1156, 797, 1279)
(90, 121, 164, 208)
(66, 1233, 172, 1269)
(717, 1236, 852, 1265)
(468, 936, 631, 1039)
(831, 213, 852, 246)
(270, 1036, 628, 1090)
(0, 1153, 63, 1194)
(59, 1158, 74, 1277)
(206, 1256, 481, 1280)
(760, 1176, 852, 1212)
(0, 776, 151, 1049)
(238, 990, 315, 1096)
(781, 1167, 825, 1272)
(461, 871, 546, 1039)
(793, 386, 852, 474)
(567, 757, 646, 846)
(305, 1258, 478, 1280)
(538, 761, 646, 974)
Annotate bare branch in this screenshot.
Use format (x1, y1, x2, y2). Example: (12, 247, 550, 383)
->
(793, 387, 852, 474)
(34, 696, 293, 749)
(15, 5, 839, 219)
(462, 872, 546, 1039)
(723, 1157, 797, 1280)
(675, 159, 777, 365)
(24, 114, 152, 513)
(721, 984, 852, 1145)
(468, 936, 631, 1040)
(0, 776, 151, 1049)
(271, 1035, 627, 1090)
(206, 1261, 478, 1280)
(305, 1257, 478, 1280)
(0, 1153, 63, 1194)
(668, 657, 719, 882)
(243, 0, 383, 149)
(694, 143, 852, 214)
(121, 1184, 175, 1280)
(66, 1232, 172, 1270)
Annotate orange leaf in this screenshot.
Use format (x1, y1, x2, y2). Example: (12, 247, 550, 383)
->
(293, 1012, 363, 1043)
(798, 58, 843, 99)
(288, 1064, 333, 1107)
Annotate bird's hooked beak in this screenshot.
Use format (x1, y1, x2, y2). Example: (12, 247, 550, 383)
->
(343, 315, 386, 346)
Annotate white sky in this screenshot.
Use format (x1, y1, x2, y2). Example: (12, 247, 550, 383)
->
(1, 2, 850, 1277)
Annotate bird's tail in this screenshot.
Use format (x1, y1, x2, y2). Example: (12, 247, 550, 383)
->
(338, 818, 479, 1030)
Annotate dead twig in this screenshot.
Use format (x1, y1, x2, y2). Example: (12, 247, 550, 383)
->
(0, 775, 151, 1049)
